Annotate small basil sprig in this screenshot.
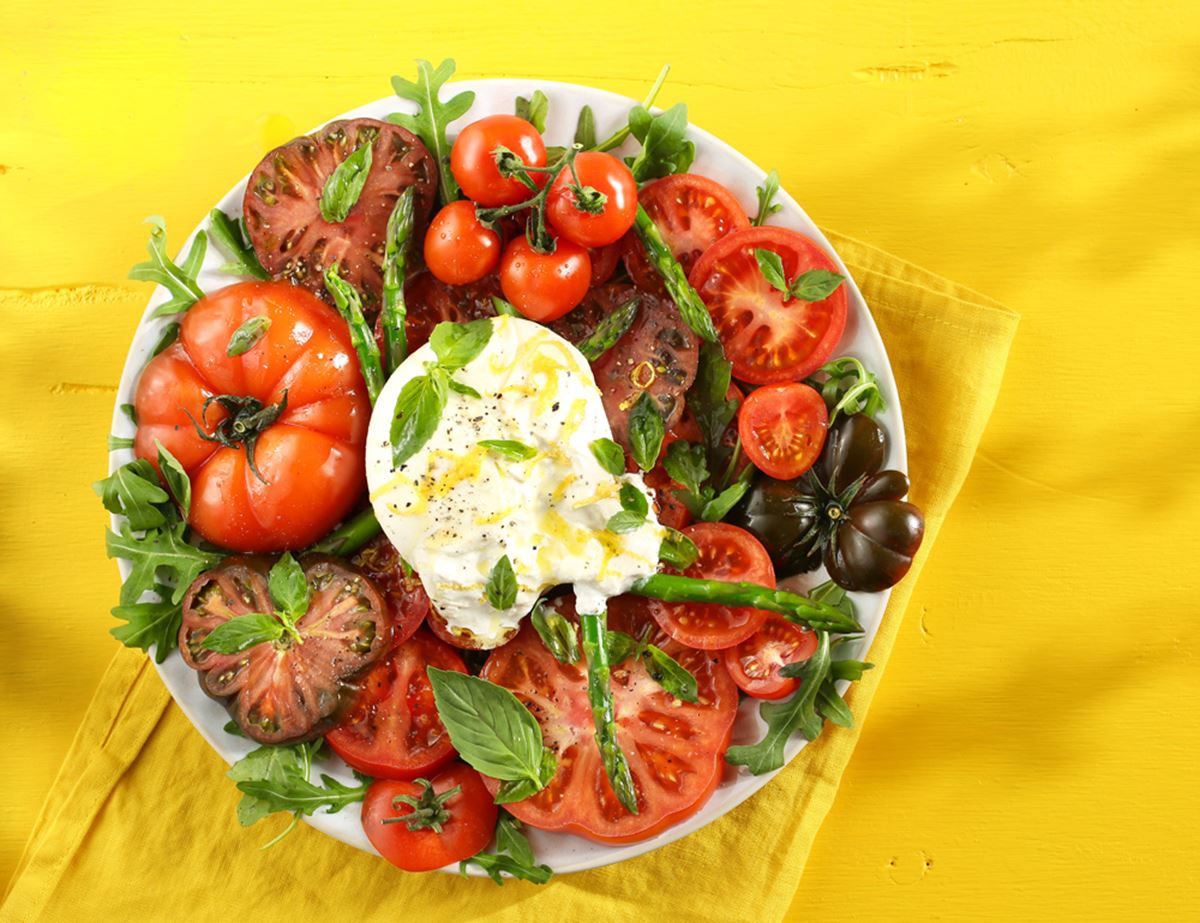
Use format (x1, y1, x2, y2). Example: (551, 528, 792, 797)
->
(390, 59, 476, 205)
(530, 599, 580, 664)
(462, 811, 553, 885)
(805, 356, 886, 420)
(485, 555, 518, 610)
(201, 553, 309, 653)
(627, 392, 665, 471)
(604, 628, 699, 703)
(575, 297, 639, 361)
(752, 169, 783, 226)
(589, 437, 625, 477)
(606, 482, 651, 534)
(209, 208, 268, 279)
(662, 440, 752, 522)
(479, 440, 537, 461)
(226, 316, 271, 357)
(129, 216, 206, 317)
(658, 527, 699, 569)
(426, 668, 556, 798)
(515, 90, 549, 132)
(625, 102, 695, 183)
(319, 138, 373, 223)
(754, 248, 845, 303)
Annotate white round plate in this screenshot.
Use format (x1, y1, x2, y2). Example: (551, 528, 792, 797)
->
(107, 79, 906, 875)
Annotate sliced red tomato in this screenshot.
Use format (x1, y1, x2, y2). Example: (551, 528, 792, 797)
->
(348, 534, 430, 647)
(723, 615, 818, 699)
(643, 462, 692, 530)
(362, 763, 497, 872)
(244, 118, 437, 311)
(480, 596, 737, 843)
(622, 174, 750, 293)
(738, 382, 829, 479)
(394, 271, 499, 352)
(647, 522, 776, 650)
(326, 630, 465, 779)
(689, 226, 848, 384)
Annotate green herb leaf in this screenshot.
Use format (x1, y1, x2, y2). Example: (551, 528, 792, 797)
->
(754, 248, 789, 293)
(430, 318, 493, 370)
(573, 105, 596, 148)
(461, 812, 553, 885)
(448, 379, 482, 398)
(575, 297, 639, 361)
(209, 208, 269, 279)
(663, 440, 709, 499)
(107, 434, 134, 451)
(805, 356, 886, 420)
(229, 740, 366, 830)
(129, 216, 207, 317)
(390, 59, 476, 205)
(390, 372, 448, 468)
(426, 668, 551, 788)
(154, 440, 191, 519)
(816, 681, 855, 728)
(658, 527, 699, 569)
(591, 65, 670, 153)
(628, 391, 665, 471)
(700, 479, 751, 522)
(319, 139, 373, 223)
(831, 659, 875, 681)
(109, 585, 181, 663)
(625, 102, 696, 183)
(604, 629, 639, 665)
(268, 552, 310, 620)
(222, 720, 245, 737)
(790, 269, 845, 302)
(515, 90, 549, 133)
(105, 520, 223, 606)
(589, 437, 625, 476)
(479, 439, 537, 461)
(643, 644, 699, 702)
(120, 403, 138, 425)
(226, 315, 271, 357)
(201, 612, 283, 654)
(151, 321, 180, 357)
(530, 599, 580, 664)
(485, 555, 518, 610)
(606, 510, 647, 534)
(619, 482, 649, 517)
(752, 169, 783, 226)
(93, 458, 170, 532)
(491, 295, 520, 317)
(493, 748, 556, 804)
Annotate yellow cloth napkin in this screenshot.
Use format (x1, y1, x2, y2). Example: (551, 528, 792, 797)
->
(1, 232, 1018, 923)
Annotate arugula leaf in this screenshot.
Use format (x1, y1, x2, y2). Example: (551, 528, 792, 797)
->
(107, 434, 134, 451)
(105, 520, 222, 606)
(573, 105, 596, 148)
(390, 372, 448, 468)
(643, 644, 699, 702)
(575, 297, 639, 361)
(229, 740, 367, 832)
(226, 316, 271, 357)
(319, 139, 373, 223)
(663, 440, 709, 509)
(479, 439, 537, 461)
(268, 552, 310, 621)
(753, 169, 783, 226)
(109, 586, 182, 664)
(700, 478, 751, 522)
(154, 440, 192, 519)
(589, 437, 625, 476)
(426, 668, 553, 790)
(201, 612, 282, 654)
(120, 403, 137, 425)
(628, 391, 665, 471)
(805, 356, 886, 420)
(831, 658, 875, 681)
(430, 318, 493, 370)
(625, 102, 696, 183)
(658, 527, 699, 569)
(129, 216, 207, 317)
(93, 458, 171, 532)
(515, 90, 549, 132)
(208, 208, 268, 279)
(462, 812, 553, 885)
(754, 248, 844, 303)
(816, 681, 855, 728)
(151, 321, 180, 357)
(485, 555, 518, 610)
(530, 599, 580, 664)
(390, 59, 476, 205)
(591, 65, 670, 153)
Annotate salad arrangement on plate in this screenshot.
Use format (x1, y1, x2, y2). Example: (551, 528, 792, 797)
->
(97, 61, 925, 881)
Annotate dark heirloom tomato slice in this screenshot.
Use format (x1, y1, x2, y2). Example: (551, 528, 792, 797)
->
(326, 631, 466, 779)
(643, 462, 692, 530)
(425, 605, 518, 651)
(349, 534, 430, 646)
(389, 271, 500, 353)
(689, 226, 848, 385)
(480, 596, 737, 844)
(179, 556, 391, 745)
(243, 118, 437, 311)
(723, 615, 818, 700)
(622, 174, 750, 293)
(647, 522, 776, 650)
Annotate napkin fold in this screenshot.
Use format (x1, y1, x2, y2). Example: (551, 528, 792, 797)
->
(1, 231, 1017, 923)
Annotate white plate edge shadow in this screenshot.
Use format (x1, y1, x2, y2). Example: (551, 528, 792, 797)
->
(106, 78, 907, 876)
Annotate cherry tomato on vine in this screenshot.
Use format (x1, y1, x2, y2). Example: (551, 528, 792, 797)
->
(423, 200, 501, 285)
(499, 235, 592, 322)
(738, 382, 829, 480)
(546, 152, 638, 248)
(450, 114, 547, 207)
(723, 615, 818, 699)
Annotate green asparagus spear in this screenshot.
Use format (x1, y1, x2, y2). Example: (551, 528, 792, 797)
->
(324, 267, 385, 405)
(381, 187, 414, 373)
(578, 609, 639, 814)
(307, 508, 382, 556)
(632, 205, 718, 343)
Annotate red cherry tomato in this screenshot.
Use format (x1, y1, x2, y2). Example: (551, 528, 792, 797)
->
(362, 763, 498, 872)
(647, 522, 776, 650)
(499, 235, 592, 322)
(546, 152, 638, 248)
(738, 382, 829, 480)
(450, 114, 547, 206)
(689, 227, 848, 384)
(723, 615, 819, 699)
(423, 200, 501, 285)
(326, 631, 465, 779)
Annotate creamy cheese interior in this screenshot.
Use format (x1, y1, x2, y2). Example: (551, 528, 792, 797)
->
(365, 315, 665, 648)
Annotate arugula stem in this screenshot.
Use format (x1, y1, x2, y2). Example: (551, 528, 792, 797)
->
(633, 205, 718, 343)
(593, 64, 670, 153)
(381, 188, 414, 373)
(307, 508, 381, 557)
(578, 610, 639, 815)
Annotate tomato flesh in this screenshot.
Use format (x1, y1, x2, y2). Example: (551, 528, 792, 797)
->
(738, 382, 829, 480)
(723, 615, 818, 700)
(348, 534, 430, 646)
(393, 271, 499, 353)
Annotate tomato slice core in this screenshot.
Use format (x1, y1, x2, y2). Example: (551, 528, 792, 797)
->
(738, 382, 829, 480)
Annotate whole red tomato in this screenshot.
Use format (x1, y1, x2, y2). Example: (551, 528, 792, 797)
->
(498, 235, 592, 322)
(423, 200, 501, 285)
(546, 152, 638, 248)
(450, 114, 547, 207)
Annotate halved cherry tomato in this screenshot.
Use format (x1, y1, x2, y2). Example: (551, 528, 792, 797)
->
(244, 118, 436, 311)
(647, 522, 776, 650)
(480, 596, 737, 843)
(623, 174, 750, 293)
(392, 271, 499, 353)
(738, 382, 829, 480)
(546, 152, 638, 248)
(348, 534, 430, 647)
(423, 200, 501, 285)
(426, 605, 517, 650)
(362, 763, 497, 872)
(499, 235, 591, 322)
(450, 114, 547, 206)
(689, 226, 848, 384)
(326, 631, 465, 779)
(723, 615, 818, 699)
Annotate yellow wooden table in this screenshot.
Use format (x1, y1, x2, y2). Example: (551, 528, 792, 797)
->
(2, 2, 1197, 917)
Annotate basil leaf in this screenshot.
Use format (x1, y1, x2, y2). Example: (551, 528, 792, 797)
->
(485, 555, 518, 610)
(658, 527, 699, 569)
(448, 379, 482, 398)
(390, 372, 448, 468)
(627, 391, 665, 471)
(109, 586, 181, 663)
(129, 216, 206, 317)
(604, 629, 638, 665)
(430, 318, 493, 370)
(700, 479, 750, 522)
(789, 269, 845, 302)
(201, 612, 283, 654)
(268, 552, 309, 620)
(515, 89, 549, 132)
(105, 520, 223, 606)
(589, 438, 625, 476)
(625, 102, 696, 182)
(831, 659, 874, 681)
(618, 482, 649, 516)
(642, 644, 699, 702)
(390, 59, 476, 205)
(606, 510, 646, 534)
(663, 440, 708, 496)
(226, 315, 271, 357)
(491, 295, 520, 317)
(120, 403, 138, 425)
(530, 599, 580, 664)
(493, 748, 555, 804)
(573, 105, 596, 148)
(426, 668, 550, 787)
(93, 458, 171, 532)
(222, 720, 245, 737)
(479, 439, 537, 461)
(753, 248, 789, 293)
(753, 169, 784, 226)
(575, 297, 639, 361)
(154, 440, 191, 519)
(209, 208, 269, 279)
(319, 139, 373, 223)
(495, 812, 535, 867)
